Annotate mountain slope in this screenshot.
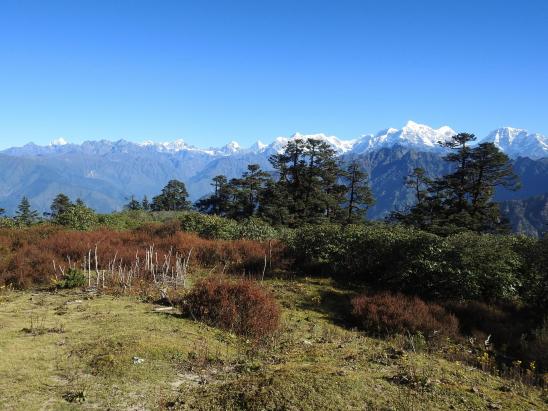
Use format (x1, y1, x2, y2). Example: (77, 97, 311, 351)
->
(346, 147, 451, 219)
(0, 122, 546, 219)
(352, 121, 456, 154)
(481, 128, 548, 160)
(499, 193, 548, 237)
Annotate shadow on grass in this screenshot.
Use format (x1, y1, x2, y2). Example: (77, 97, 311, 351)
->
(296, 287, 356, 329)
(151, 310, 185, 320)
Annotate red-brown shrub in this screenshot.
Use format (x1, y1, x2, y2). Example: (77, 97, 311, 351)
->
(182, 277, 281, 338)
(351, 292, 459, 337)
(0, 226, 285, 288)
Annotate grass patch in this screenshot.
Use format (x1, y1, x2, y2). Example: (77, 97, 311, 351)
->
(0, 278, 546, 410)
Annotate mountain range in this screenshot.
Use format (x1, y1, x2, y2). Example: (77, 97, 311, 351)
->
(1, 121, 547, 235)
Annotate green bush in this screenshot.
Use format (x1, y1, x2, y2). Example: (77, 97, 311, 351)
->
(288, 223, 532, 303)
(54, 268, 86, 289)
(0, 217, 16, 229)
(516, 235, 548, 309)
(97, 210, 154, 230)
(178, 212, 281, 241)
(235, 217, 279, 241)
(55, 204, 98, 230)
(179, 212, 239, 239)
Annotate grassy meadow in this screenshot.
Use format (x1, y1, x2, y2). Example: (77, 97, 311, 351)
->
(0, 276, 546, 410)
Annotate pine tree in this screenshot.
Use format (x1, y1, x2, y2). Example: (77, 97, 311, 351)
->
(266, 138, 346, 226)
(15, 197, 39, 226)
(228, 164, 272, 219)
(438, 132, 477, 214)
(195, 175, 232, 216)
(49, 193, 73, 219)
(467, 142, 520, 231)
(388, 167, 439, 229)
(341, 160, 375, 224)
(267, 139, 307, 225)
(257, 178, 293, 225)
(302, 139, 341, 223)
(125, 195, 142, 211)
(152, 180, 191, 211)
(141, 195, 151, 211)
(393, 134, 520, 233)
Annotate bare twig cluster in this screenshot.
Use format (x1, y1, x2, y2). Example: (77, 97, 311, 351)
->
(53, 244, 193, 291)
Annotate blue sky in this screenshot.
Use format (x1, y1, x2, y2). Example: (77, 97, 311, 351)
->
(0, 0, 547, 149)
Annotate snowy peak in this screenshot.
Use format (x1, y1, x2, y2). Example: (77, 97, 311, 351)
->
(50, 138, 68, 146)
(352, 121, 456, 154)
(2, 122, 546, 160)
(249, 140, 267, 152)
(266, 132, 355, 154)
(140, 139, 192, 152)
(220, 141, 242, 154)
(482, 127, 548, 160)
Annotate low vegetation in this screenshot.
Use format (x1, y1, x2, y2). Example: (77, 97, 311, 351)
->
(181, 277, 280, 338)
(351, 292, 459, 338)
(0, 279, 546, 410)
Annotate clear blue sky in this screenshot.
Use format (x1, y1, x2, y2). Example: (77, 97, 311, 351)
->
(0, 0, 547, 149)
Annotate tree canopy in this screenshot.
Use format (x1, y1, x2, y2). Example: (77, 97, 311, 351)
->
(390, 134, 520, 234)
(152, 180, 191, 211)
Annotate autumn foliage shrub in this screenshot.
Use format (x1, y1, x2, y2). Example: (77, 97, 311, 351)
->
(351, 292, 459, 338)
(0, 226, 285, 288)
(182, 277, 281, 338)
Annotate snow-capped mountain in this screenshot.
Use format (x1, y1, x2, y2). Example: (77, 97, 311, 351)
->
(264, 132, 356, 155)
(7, 121, 544, 160)
(351, 121, 456, 154)
(481, 128, 548, 160)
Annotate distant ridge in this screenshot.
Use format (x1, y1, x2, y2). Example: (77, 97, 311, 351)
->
(3, 121, 547, 159)
(1, 122, 546, 229)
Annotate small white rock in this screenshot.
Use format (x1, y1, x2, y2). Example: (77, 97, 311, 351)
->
(132, 356, 145, 364)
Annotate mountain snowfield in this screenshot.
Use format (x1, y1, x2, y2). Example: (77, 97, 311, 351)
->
(9, 120, 545, 160)
(132, 121, 547, 158)
(480, 127, 548, 160)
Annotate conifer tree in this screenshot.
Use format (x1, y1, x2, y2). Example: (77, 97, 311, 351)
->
(467, 142, 520, 231)
(141, 195, 151, 211)
(152, 180, 191, 211)
(266, 138, 346, 226)
(393, 134, 519, 233)
(125, 195, 142, 211)
(228, 164, 272, 219)
(341, 160, 375, 224)
(195, 175, 233, 216)
(49, 193, 72, 219)
(15, 197, 39, 226)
